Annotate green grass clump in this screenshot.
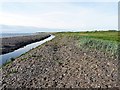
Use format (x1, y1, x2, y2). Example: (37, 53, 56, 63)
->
(55, 31, 120, 55)
(55, 31, 120, 42)
(79, 36, 119, 55)
(79, 31, 120, 42)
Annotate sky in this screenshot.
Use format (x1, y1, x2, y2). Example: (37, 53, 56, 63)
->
(0, 0, 119, 32)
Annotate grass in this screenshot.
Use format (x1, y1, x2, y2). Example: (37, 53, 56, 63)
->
(2, 31, 119, 68)
(1, 58, 15, 68)
(79, 37, 118, 55)
(55, 31, 120, 55)
(1, 60, 12, 68)
(78, 31, 120, 42)
(55, 30, 120, 42)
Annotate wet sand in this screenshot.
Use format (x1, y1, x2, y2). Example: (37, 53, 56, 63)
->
(0, 34, 51, 55)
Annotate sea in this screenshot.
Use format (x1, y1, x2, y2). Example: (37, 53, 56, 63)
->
(0, 33, 35, 38)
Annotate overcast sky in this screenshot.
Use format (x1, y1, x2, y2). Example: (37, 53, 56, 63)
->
(0, 0, 118, 32)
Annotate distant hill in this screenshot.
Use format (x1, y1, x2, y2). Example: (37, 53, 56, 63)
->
(0, 25, 66, 33)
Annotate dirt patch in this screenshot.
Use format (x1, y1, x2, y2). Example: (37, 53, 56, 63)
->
(1, 34, 119, 89)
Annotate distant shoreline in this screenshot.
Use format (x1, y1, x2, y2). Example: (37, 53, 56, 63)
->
(0, 33, 35, 38)
(0, 33, 51, 55)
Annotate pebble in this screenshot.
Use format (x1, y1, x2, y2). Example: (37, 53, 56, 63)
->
(1, 35, 118, 88)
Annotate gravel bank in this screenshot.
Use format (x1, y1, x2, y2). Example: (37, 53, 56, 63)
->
(0, 33, 51, 55)
(1, 34, 119, 89)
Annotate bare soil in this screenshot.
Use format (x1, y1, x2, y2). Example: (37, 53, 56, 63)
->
(1, 35, 119, 89)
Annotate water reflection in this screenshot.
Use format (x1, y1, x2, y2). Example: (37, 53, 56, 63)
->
(0, 35, 55, 66)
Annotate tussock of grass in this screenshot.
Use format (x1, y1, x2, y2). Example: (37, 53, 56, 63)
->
(55, 31, 120, 55)
(79, 36, 119, 55)
(55, 31, 120, 42)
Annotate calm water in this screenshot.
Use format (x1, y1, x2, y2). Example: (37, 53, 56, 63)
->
(0, 35, 55, 66)
(0, 33, 36, 38)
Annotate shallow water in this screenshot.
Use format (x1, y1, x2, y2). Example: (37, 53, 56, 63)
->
(0, 33, 35, 38)
(0, 35, 55, 66)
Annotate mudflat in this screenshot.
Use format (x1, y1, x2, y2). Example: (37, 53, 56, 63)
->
(0, 33, 51, 55)
(1, 32, 119, 89)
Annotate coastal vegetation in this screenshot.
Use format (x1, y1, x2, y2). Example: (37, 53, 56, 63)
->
(55, 31, 120, 55)
(1, 31, 119, 88)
